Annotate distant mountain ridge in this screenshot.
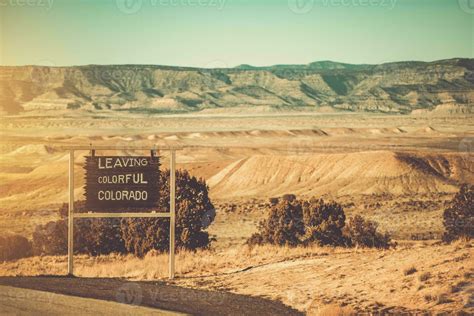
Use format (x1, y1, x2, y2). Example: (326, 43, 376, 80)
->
(0, 58, 473, 114)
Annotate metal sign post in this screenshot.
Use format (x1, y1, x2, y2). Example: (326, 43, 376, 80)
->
(64, 145, 179, 279)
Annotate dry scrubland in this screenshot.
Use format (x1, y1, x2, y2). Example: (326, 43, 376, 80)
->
(0, 242, 472, 314)
(0, 112, 473, 313)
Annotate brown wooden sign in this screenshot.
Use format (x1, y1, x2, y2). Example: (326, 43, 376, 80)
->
(84, 155, 160, 210)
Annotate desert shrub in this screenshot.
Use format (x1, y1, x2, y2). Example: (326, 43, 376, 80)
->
(0, 234, 32, 261)
(269, 197, 279, 205)
(248, 197, 349, 247)
(443, 184, 474, 242)
(34, 169, 214, 257)
(403, 266, 417, 276)
(419, 272, 431, 282)
(84, 218, 126, 255)
(33, 211, 126, 256)
(248, 199, 304, 246)
(302, 198, 348, 246)
(307, 302, 356, 316)
(32, 220, 68, 255)
(281, 194, 296, 202)
(121, 169, 215, 257)
(344, 215, 391, 249)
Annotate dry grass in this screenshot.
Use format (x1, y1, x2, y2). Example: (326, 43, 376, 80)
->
(419, 272, 431, 282)
(307, 303, 356, 316)
(0, 241, 472, 314)
(0, 244, 346, 279)
(403, 266, 417, 276)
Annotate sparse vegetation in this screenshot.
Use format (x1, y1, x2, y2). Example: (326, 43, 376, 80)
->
(248, 198, 304, 246)
(302, 198, 347, 246)
(122, 170, 215, 257)
(249, 196, 393, 249)
(419, 272, 431, 282)
(0, 234, 32, 261)
(32, 220, 68, 256)
(0, 240, 472, 313)
(404, 266, 417, 276)
(34, 169, 215, 258)
(344, 215, 391, 249)
(307, 303, 356, 316)
(442, 184, 474, 242)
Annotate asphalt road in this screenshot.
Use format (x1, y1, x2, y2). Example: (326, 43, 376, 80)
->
(0, 285, 178, 315)
(0, 277, 303, 316)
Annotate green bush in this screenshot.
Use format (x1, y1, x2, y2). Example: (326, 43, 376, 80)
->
(0, 234, 32, 261)
(443, 184, 474, 242)
(344, 215, 391, 249)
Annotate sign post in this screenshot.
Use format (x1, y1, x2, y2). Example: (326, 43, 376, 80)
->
(169, 149, 176, 279)
(64, 145, 180, 279)
(68, 150, 74, 276)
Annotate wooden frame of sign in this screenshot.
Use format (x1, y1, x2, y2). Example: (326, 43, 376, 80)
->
(61, 145, 182, 279)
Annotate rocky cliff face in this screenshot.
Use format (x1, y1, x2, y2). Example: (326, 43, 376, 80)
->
(0, 58, 473, 114)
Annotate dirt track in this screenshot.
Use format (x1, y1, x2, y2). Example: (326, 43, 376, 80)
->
(0, 276, 302, 316)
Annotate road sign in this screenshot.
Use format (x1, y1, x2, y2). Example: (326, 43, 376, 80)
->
(84, 155, 160, 210)
(63, 145, 179, 279)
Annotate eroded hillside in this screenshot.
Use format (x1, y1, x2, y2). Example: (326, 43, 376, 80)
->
(1, 59, 473, 114)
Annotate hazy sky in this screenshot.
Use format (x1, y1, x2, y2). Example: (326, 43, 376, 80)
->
(1, 0, 473, 67)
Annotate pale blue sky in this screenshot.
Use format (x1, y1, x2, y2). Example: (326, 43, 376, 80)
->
(1, 0, 473, 67)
